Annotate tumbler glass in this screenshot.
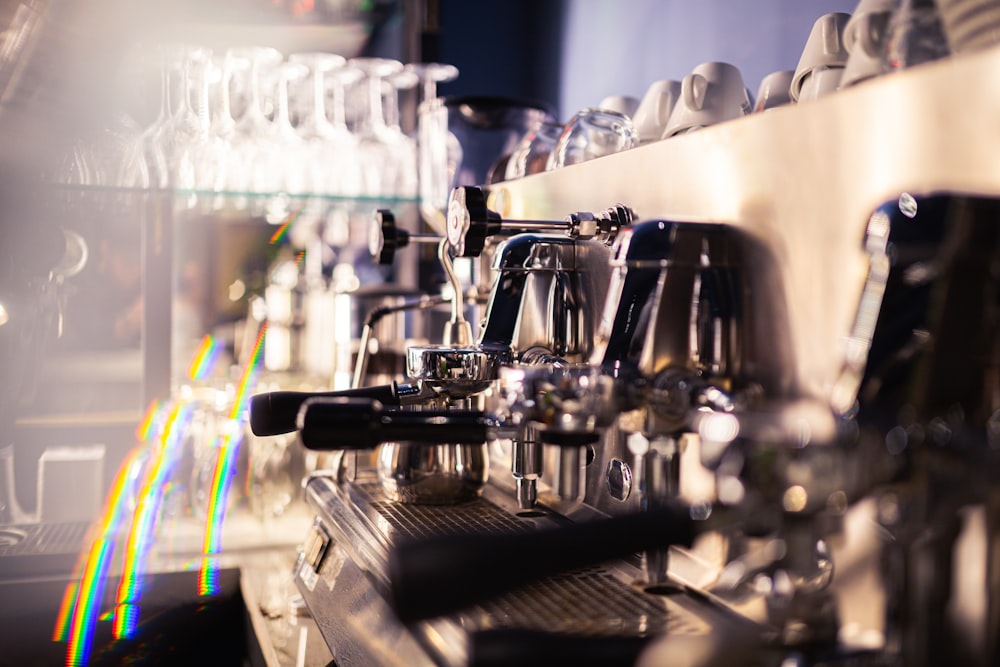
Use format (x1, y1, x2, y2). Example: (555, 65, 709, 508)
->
(504, 120, 562, 179)
(546, 108, 638, 170)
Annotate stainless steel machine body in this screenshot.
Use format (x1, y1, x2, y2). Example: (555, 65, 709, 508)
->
(288, 46, 1000, 667)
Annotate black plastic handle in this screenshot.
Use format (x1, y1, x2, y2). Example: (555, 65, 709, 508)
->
(387, 502, 695, 623)
(248, 383, 401, 436)
(469, 629, 650, 667)
(298, 397, 495, 450)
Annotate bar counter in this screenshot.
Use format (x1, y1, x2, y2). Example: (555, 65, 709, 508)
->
(0, 499, 336, 666)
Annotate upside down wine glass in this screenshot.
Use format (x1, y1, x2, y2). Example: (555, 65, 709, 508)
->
(410, 63, 461, 226)
(384, 67, 419, 199)
(323, 63, 365, 198)
(349, 57, 406, 199)
(227, 46, 283, 211)
(288, 52, 347, 197)
(257, 59, 310, 219)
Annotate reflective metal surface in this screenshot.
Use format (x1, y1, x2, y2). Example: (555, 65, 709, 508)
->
(489, 47, 1000, 411)
(406, 346, 503, 390)
(288, 45, 1000, 667)
(377, 442, 489, 505)
(296, 474, 726, 667)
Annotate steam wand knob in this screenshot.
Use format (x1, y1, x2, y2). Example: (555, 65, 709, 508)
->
(446, 185, 635, 257)
(370, 209, 443, 266)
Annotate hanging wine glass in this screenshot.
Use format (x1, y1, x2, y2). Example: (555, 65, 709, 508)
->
(288, 52, 346, 138)
(158, 45, 212, 209)
(410, 63, 461, 221)
(226, 46, 283, 211)
(210, 53, 238, 139)
(178, 47, 235, 211)
(255, 59, 310, 220)
(205, 52, 239, 209)
(106, 113, 150, 190)
(287, 52, 347, 197)
(405, 62, 459, 110)
(348, 57, 405, 199)
(135, 45, 174, 190)
(323, 63, 365, 197)
(384, 67, 419, 198)
(41, 137, 100, 206)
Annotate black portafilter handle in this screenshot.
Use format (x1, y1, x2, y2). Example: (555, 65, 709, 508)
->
(248, 383, 403, 436)
(298, 397, 496, 450)
(387, 501, 696, 623)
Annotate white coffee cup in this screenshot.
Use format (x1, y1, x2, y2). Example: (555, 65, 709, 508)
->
(791, 13, 851, 102)
(843, 0, 896, 49)
(598, 95, 640, 119)
(841, 6, 893, 87)
(798, 67, 845, 102)
(663, 62, 751, 138)
(632, 80, 681, 142)
(753, 70, 795, 112)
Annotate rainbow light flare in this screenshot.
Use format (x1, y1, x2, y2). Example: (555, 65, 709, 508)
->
(54, 313, 269, 661)
(187, 335, 223, 382)
(54, 441, 153, 663)
(199, 322, 267, 594)
(113, 401, 194, 638)
(135, 399, 161, 442)
(52, 447, 146, 643)
(62, 539, 113, 666)
(268, 206, 305, 245)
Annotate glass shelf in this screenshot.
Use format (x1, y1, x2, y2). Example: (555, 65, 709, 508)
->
(41, 182, 420, 205)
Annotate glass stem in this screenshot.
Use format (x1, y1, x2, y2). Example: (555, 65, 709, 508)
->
(368, 74, 386, 132)
(276, 68, 292, 129)
(217, 59, 234, 129)
(312, 66, 327, 131)
(195, 59, 211, 136)
(331, 79, 348, 131)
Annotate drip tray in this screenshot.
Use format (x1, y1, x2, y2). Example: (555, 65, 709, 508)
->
(0, 521, 91, 579)
(370, 493, 531, 540)
(365, 486, 699, 637)
(299, 476, 718, 667)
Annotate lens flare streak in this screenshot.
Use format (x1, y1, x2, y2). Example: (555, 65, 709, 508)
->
(114, 401, 194, 638)
(199, 322, 267, 591)
(55, 322, 268, 661)
(268, 206, 305, 244)
(55, 440, 153, 664)
(187, 335, 223, 382)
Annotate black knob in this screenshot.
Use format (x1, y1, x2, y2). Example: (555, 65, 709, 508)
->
(447, 186, 502, 257)
(370, 209, 445, 265)
(370, 209, 406, 266)
(298, 397, 496, 450)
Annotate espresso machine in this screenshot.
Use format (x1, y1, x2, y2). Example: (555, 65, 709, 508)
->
(245, 35, 1000, 667)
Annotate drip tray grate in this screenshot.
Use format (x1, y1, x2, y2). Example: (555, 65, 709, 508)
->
(0, 521, 90, 557)
(355, 481, 706, 638)
(0, 521, 92, 579)
(475, 566, 693, 636)
(369, 498, 530, 541)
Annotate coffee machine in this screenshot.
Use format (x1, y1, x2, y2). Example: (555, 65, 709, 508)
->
(247, 42, 1000, 667)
